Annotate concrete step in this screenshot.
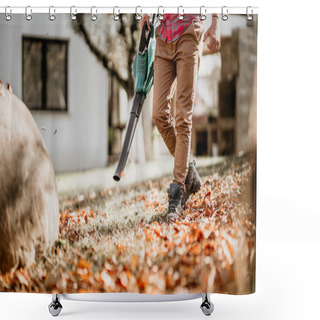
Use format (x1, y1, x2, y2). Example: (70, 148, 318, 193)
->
(56, 156, 225, 199)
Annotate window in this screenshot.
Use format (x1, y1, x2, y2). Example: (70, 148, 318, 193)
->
(22, 36, 68, 111)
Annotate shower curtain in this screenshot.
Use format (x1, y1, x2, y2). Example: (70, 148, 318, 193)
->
(0, 10, 257, 295)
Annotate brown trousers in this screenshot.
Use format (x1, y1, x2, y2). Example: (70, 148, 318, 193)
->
(152, 21, 204, 190)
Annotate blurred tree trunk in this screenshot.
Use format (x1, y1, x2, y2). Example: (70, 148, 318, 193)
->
(72, 14, 154, 163)
(72, 14, 139, 98)
(0, 86, 59, 273)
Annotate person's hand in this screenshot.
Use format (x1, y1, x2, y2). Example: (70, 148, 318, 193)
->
(203, 18, 220, 54)
(140, 14, 151, 30)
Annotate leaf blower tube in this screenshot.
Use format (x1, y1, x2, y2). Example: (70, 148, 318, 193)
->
(113, 18, 155, 182)
(113, 93, 145, 181)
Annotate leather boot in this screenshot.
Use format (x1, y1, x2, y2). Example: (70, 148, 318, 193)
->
(166, 183, 183, 223)
(181, 160, 202, 206)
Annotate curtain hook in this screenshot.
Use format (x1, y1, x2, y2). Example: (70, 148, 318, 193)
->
(25, 6, 32, 21)
(49, 6, 56, 21)
(246, 6, 253, 21)
(177, 6, 184, 20)
(91, 6, 97, 21)
(70, 6, 77, 21)
(157, 6, 164, 20)
(135, 6, 142, 21)
(221, 6, 229, 21)
(200, 6, 207, 21)
(5, 6, 12, 21)
(113, 6, 120, 21)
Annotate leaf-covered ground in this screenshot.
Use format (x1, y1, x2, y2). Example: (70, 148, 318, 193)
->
(0, 156, 256, 294)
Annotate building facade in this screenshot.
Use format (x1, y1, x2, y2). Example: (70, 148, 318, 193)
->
(0, 15, 109, 173)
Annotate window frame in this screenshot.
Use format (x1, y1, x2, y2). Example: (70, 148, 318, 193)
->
(22, 36, 69, 112)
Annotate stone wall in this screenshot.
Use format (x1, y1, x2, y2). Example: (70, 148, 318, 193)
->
(218, 18, 257, 155)
(235, 21, 258, 153)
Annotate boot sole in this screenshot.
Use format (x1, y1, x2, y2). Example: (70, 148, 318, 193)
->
(166, 212, 181, 223)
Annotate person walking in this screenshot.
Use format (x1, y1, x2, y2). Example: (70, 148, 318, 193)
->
(141, 13, 220, 222)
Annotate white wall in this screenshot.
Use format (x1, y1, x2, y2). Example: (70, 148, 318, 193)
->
(0, 14, 108, 173)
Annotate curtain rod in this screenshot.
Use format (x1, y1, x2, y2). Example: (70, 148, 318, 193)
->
(0, 6, 259, 15)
